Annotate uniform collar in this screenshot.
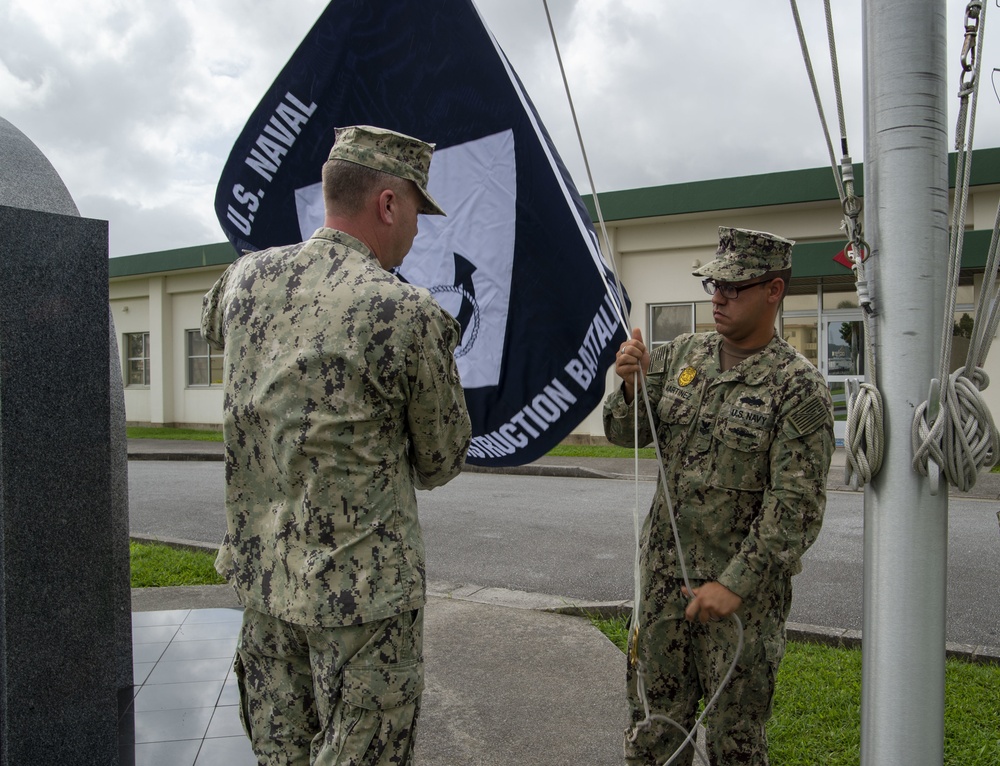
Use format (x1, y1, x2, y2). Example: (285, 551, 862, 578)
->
(703, 332, 783, 386)
(309, 227, 376, 261)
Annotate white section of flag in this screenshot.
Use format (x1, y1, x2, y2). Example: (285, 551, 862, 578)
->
(294, 130, 516, 389)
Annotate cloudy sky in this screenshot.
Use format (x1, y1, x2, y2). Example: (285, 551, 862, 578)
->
(2, 0, 997, 257)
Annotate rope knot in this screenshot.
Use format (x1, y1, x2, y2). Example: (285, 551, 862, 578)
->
(912, 368, 1000, 493)
(845, 381, 884, 490)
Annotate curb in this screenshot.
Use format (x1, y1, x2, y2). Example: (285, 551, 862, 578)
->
(120, 455, 887, 496)
(130, 536, 1000, 666)
(464, 462, 866, 494)
(128, 452, 224, 462)
(130, 532, 219, 554)
(462, 463, 618, 480)
(126, 443, 1000, 499)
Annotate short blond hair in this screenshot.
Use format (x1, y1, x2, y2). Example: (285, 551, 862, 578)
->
(321, 159, 407, 216)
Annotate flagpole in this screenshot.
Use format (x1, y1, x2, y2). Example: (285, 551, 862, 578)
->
(861, 1, 949, 764)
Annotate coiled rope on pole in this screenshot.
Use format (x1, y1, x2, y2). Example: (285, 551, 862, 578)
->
(845, 376, 884, 488)
(911, 0, 1000, 493)
(843, 281, 884, 489)
(789, 0, 883, 489)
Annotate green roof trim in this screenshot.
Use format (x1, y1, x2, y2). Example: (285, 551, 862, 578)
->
(583, 146, 1000, 222)
(792, 240, 851, 278)
(790, 229, 994, 279)
(957, 228, 994, 269)
(109, 241, 238, 278)
(965, 146, 1000, 186)
(584, 164, 858, 221)
(110, 146, 1000, 278)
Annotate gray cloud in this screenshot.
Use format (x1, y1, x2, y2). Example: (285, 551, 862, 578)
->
(0, 0, 994, 256)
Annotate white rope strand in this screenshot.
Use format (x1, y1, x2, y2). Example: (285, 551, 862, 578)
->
(788, 0, 844, 201)
(538, 5, 743, 763)
(624, 363, 742, 766)
(843, 304, 884, 489)
(844, 376, 884, 489)
(912, 0, 1000, 492)
(789, 0, 883, 489)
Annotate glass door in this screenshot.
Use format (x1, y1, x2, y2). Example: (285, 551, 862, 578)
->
(822, 313, 865, 444)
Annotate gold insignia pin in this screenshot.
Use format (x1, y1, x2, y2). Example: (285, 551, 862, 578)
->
(678, 366, 697, 387)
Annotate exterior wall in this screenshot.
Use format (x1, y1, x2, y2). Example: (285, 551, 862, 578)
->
(172, 289, 225, 425)
(111, 290, 151, 424)
(571, 200, 853, 442)
(111, 268, 226, 427)
(109, 160, 1000, 443)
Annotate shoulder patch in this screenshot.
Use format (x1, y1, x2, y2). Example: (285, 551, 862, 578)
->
(786, 396, 831, 437)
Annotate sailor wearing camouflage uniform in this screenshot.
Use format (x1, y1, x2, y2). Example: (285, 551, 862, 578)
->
(604, 228, 834, 765)
(202, 125, 471, 766)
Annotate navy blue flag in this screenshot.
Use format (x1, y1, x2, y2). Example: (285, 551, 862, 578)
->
(215, 0, 629, 466)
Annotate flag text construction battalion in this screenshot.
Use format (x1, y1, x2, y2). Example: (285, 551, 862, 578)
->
(467, 295, 621, 460)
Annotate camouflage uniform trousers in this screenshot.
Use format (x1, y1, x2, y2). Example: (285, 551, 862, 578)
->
(234, 606, 424, 766)
(624, 579, 791, 766)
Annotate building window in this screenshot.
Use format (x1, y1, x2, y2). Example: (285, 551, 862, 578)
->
(782, 318, 819, 368)
(187, 331, 223, 387)
(648, 302, 714, 348)
(125, 332, 150, 387)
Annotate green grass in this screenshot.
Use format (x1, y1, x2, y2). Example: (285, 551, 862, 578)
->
(130, 541, 225, 587)
(592, 614, 1000, 765)
(127, 426, 223, 442)
(546, 444, 657, 459)
(127, 427, 652, 459)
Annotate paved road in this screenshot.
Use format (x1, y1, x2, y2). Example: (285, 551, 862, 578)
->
(127, 461, 1000, 647)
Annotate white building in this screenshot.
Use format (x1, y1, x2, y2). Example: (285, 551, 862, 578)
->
(110, 149, 1000, 444)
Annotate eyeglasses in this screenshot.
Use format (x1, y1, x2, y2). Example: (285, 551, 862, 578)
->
(701, 278, 773, 300)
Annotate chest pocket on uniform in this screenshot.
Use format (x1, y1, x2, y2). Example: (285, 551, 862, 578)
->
(655, 384, 698, 444)
(710, 410, 774, 491)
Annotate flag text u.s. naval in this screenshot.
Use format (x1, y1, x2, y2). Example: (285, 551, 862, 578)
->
(225, 92, 317, 237)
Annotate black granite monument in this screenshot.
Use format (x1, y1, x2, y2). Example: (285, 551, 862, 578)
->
(0, 116, 132, 764)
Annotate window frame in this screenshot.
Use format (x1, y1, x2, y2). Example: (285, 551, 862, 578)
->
(124, 332, 150, 388)
(186, 330, 224, 388)
(647, 301, 715, 348)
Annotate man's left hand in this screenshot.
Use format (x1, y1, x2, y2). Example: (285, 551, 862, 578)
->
(682, 582, 743, 623)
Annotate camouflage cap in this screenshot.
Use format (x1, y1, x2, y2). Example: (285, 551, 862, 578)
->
(327, 125, 446, 216)
(692, 227, 794, 281)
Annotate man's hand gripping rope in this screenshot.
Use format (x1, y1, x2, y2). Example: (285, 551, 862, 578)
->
(616, 329, 746, 766)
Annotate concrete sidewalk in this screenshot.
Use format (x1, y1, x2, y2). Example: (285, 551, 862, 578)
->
(128, 439, 633, 763)
(130, 584, 627, 765)
(127, 437, 1000, 499)
(126, 438, 1000, 764)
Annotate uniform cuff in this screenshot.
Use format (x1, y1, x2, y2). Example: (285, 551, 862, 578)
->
(606, 387, 633, 419)
(717, 558, 763, 601)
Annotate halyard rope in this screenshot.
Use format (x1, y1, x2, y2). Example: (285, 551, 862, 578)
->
(789, 0, 883, 489)
(912, 0, 1000, 492)
(540, 3, 743, 764)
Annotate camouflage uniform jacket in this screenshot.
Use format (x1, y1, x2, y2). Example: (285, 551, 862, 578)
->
(202, 228, 472, 628)
(603, 332, 833, 605)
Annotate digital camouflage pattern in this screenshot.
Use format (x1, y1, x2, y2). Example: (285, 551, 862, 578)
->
(624, 584, 789, 765)
(604, 331, 833, 765)
(235, 606, 424, 766)
(692, 227, 794, 282)
(327, 125, 446, 216)
(202, 227, 471, 629)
